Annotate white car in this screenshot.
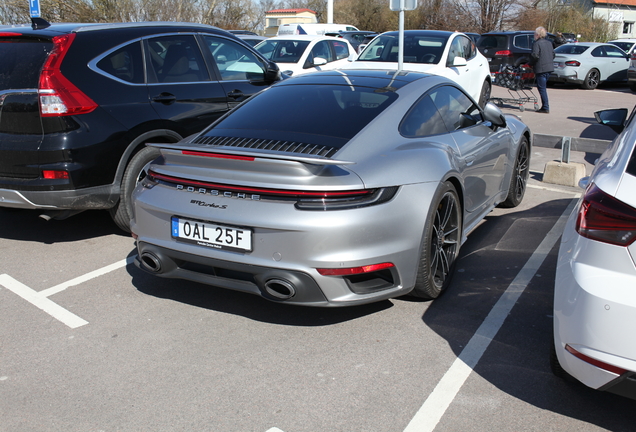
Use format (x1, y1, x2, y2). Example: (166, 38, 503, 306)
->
(254, 35, 356, 76)
(345, 30, 492, 107)
(552, 105, 636, 399)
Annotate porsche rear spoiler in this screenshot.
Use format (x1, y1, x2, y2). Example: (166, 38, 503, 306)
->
(149, 142, 356, 166)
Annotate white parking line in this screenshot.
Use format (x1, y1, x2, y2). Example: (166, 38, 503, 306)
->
(40, 257, 134, 297)
(0, 274, 88, 329)
(403, 197, 579, 432)
(0, 256, 135, 329)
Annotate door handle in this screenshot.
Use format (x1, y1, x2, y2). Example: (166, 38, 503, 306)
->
(152, 93, 177, 104)
(227, 90, 245, 100)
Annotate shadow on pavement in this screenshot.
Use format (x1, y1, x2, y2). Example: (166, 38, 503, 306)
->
(422, 197, 636, 430)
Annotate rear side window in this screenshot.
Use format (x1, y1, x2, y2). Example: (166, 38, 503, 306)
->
(400, 94, 447, 137)
(0, 40, 53, 89)
(146, 35, 209, 83)
(333, 41, 350, 59)
(96, 42, 144, 84)
(513, 35, 531, 49)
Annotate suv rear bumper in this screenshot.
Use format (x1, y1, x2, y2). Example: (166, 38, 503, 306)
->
(0, 185, 119, 210)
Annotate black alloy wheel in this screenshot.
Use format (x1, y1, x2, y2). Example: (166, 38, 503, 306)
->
(411, 182, 461, 299)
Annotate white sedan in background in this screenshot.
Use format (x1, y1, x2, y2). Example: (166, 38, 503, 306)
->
(345, 30, 492, 107)
(552, 105, 636, 399)
(254, 35, 356, 76)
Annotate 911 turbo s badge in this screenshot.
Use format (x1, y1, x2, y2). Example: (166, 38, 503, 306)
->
(176, 184, 261, 201)
(190, 199, 227, 209)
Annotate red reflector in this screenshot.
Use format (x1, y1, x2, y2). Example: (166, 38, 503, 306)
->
(494, 50, 513, 57)
(575, 184, 636, 246)
(131, 231, 139, 240)
(565, 60, 580, 67)
(317, 262, 394, 276)
(565, 344, 627, 375)
(182, 150, 254, 161)
(42, 170, 69, 180)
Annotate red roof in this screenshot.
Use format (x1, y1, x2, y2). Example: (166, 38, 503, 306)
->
(593, 0, 636, 5)
(266, 8, 317, 14)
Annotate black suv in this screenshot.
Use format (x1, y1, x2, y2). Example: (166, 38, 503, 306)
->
(0, 19, 281, 231)
(477, 31, 557, 74)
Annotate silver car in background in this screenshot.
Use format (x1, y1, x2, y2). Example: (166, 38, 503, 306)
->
(130, 70, 531, 307)
(549, 42, 630, 89)
(552, 106, 636, 399)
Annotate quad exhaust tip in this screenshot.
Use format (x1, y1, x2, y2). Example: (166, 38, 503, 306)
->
(263, 278, 296, 300)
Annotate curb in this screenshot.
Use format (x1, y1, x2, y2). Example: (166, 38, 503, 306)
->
(533, 134, 610, 154)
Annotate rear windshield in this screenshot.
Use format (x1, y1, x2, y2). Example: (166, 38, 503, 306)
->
(477, 35, 508, 50)
(609, 41, 634, 53)
(204, 83, 398, 149)
(555, 45, 590, 55)
(358, 33, 449, 64)
(255, 39, 310, 63)
(0, 39, 52, 89)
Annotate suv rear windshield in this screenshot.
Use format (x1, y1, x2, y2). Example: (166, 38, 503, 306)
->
(0, 39, 53, 89)
(201, 84, 398, 149)
(477, 35, 508, 50)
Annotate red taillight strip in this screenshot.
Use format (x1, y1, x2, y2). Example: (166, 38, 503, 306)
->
(149, 170, 372, 198)
(182, 150, 255, 161)
(565, 344, 627, 376)
(0, 32, 22, 37)
(317, 262, 395, 276)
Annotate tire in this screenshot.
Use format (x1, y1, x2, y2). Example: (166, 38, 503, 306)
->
(499, 137, 529, 208)
(109, 146, 162, 232)
(410, 181, 462, 299)
(581, 69, 599, 90)
(478, 79, 491, 108)
(630, 81, 636, 92)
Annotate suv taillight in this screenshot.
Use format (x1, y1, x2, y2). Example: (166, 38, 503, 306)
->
(494, 50, 513, 57)
(576, 184, 636, 246)
(39, 33, 98, 117)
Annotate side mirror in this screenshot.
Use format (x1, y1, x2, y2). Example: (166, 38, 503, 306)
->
(483, 102, 506, 128)
(451, 57, 467, 67)
(595, 108, 628, 134)
(264, 61, 282, 82)
(313, 57, 328, 66)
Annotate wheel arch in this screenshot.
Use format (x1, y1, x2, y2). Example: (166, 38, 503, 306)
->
(112, 129, 183, 188)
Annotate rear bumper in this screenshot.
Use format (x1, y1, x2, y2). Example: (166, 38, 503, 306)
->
(548, 72, 580, 84)
(554, 209, 636, 399)
(0, 184, 119, 210)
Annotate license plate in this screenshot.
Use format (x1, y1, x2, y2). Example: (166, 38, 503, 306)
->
(171, 216, 252, 252)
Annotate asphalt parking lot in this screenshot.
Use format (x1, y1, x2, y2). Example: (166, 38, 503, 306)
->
(2, 83, 636, 432)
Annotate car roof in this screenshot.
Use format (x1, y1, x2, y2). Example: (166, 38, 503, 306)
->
(274, 68, 440, 90)
(267, 35, 337, 41)
(378, 30, 455, 38)
(1, 21, 224, 37)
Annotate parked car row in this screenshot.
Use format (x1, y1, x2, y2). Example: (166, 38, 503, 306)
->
(3, 18, 636, 402)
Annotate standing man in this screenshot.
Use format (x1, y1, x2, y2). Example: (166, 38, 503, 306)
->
(530, 27, 555, 114)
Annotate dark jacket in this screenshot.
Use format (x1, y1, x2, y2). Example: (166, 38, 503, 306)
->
(531, 37, 555, 74)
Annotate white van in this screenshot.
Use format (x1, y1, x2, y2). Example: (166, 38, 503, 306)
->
(277, 23, 359, 36)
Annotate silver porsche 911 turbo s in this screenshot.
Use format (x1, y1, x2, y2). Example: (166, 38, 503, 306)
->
(130, 69, 531, 307)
